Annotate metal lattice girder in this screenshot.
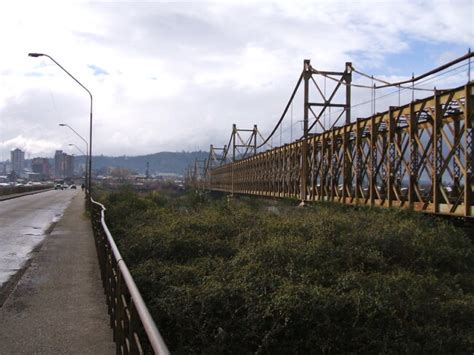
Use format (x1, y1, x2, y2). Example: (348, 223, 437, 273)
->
(208, 83, 474, 218)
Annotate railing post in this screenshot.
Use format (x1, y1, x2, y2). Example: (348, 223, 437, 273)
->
(106, 246, 114, 322)
(90, 199, 170, 354)
(129, 300, 140, 354)
(99, 227, 107, 291)
(116, 270, 125, 354)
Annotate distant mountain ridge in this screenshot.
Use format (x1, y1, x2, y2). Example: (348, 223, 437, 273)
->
(23, 151, 208, 176)
(91, 151, 208, 175)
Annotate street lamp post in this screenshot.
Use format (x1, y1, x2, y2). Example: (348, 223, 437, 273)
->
(69, 143, 86, 155)
(29, 53, 93, 205)
(61, 124, 89, 194)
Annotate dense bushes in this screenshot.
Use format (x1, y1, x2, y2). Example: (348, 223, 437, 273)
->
(100, 188, 474, 353)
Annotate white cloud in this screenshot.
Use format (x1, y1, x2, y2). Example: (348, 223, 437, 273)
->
(193, 44, 287, 90)
(0, 0, 472, 158)
(1, 135, 61, 157)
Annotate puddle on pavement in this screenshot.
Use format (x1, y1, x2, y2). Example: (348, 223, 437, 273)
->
(52, 213, 63, 223)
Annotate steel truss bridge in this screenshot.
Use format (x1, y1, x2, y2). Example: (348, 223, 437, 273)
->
(189, 53, 474, 218)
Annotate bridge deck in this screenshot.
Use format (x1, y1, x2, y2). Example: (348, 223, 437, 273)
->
(0, 193, 115, 353)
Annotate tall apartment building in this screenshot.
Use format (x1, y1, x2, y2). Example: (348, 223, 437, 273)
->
(11, 148, 25, 175)
(64, 154, 74, 178)
(54, 150, 64, 178)
(31, 157, 51, 180)
(54, 150, 75, 178)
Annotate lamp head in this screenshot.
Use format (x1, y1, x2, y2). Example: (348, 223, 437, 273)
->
(28, 53, 45, 58)
(59, 123, 66, 127)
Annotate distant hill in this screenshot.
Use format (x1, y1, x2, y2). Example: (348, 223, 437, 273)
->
(62, 151, 208, 176)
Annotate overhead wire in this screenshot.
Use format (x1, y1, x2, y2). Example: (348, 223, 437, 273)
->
(304, 60, 470, 129)
(347, 62, 470, 112)
(351, 50, 473, 89)
(217, 50, 473, 163)
(318, 50, 473, 92)
(315, 67, 432, 91)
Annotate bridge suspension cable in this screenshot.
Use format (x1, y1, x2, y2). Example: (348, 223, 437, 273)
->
(256, 72, 304, 148)
(351, 50, 474, 89)
(319, 60, 473, 127)
(211, 51, 474, 168)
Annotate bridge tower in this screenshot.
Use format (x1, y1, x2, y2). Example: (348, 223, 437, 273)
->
(300, 59, 353, 202)
(231, 124, 258, 161)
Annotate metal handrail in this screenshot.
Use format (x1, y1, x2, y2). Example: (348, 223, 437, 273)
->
(91, 198, 170, 355)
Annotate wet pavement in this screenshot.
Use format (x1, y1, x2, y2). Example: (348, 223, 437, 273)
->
(0, 189, 75, 294)
(0, 191, 115, 353)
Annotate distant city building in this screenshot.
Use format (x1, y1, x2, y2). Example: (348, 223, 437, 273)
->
(64, 154, 74, 178)
(54, 150, 75, 178)
(31, 157, 51, 180)
(11, 148, 25, 175)
(4, 161, 12, 174)
(54, 150, 64, 178)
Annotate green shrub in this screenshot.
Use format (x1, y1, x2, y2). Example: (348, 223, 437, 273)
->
(99, 188, 474, 353)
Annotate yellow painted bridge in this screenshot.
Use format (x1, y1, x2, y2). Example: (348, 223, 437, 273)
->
(191, 54, 474, 218)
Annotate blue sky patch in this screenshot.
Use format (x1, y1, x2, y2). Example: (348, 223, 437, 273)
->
(88, 64, 109, 76)
(384, 40, 470, 76)
(24, 72, 45, 77)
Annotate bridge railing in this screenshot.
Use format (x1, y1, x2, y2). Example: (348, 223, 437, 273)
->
(91, 198, 170, 355)
(208, 83, 473, 217)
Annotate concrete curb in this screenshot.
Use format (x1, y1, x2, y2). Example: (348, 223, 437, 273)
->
(0, 188, 54, 202)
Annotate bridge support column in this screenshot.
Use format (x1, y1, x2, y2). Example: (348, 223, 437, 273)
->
(409, 102, 417, 209)
(387, 107, 396, 207)
(433, 92, 442, 213)
(464, 84, 473, 216)
(300, 59, 311, 202)
(355, 118, 362, 204)
(370, 115, 377, 206)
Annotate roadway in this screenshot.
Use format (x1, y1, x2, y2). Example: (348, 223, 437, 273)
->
(0, 190, 114, 353)
(0, 189, 76, 297)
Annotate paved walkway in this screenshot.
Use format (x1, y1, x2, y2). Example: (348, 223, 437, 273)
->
(0, 192, 115, 354)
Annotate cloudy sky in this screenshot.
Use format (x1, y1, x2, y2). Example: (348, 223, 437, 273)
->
(0, 0, 473, 159)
